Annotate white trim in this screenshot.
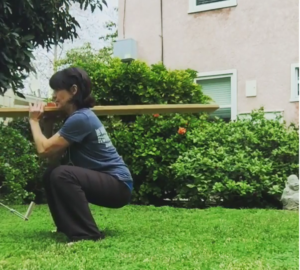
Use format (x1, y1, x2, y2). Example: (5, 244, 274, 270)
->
(238, 109, 284, 115)
(14, 95, 44, 103)
(189, 0, 237, 14)
(290, 63, 299, 102)
(238, 110, 284, 123)
(196, 69, 237, 121)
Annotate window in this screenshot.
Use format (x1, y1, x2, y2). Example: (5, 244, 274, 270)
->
(189, 0, 237, 13)
(290, 63, 299, 102)
(196, 69, 237, 121)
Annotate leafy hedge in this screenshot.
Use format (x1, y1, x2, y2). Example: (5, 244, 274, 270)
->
(3, 46, 209, 204)
(2, 44, 299, 209)
(57, 49, 210, 107)
(0, 124, 40, 204)
(56, 46, 212, 204)
(3, 109, 298, 207)
(3, 118, 63, 203)
(107, 114, 201, 205)
(105, 109, 299, 208)
(170, 110, 299, 208)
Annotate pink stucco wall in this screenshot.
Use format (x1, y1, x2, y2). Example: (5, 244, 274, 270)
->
(118, 0, 299, 124)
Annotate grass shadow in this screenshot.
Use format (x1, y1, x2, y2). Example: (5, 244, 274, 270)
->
(34, 231, 69, 243)
(1, 230, 68, 245)
(3, 228, 122, 244)
(101, 228, 121, 238)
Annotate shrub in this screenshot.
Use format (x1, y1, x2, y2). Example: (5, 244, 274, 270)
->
(7, 117, 63, 141)
(6, 117, 66, 203)
(0, 124, 40, 204)
(109, 114, 200, 204)
(56, 45, 210, 107)
(7, 117, 32, 141)
(170, 109, 299, 208)
(55, 45, 211, 205)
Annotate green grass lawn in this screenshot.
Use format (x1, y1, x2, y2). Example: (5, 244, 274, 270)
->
(0, 204, 298, 270)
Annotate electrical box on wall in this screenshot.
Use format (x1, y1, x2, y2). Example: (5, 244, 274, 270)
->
(113, 39, 137, 62)
(246, 80, 257, 97)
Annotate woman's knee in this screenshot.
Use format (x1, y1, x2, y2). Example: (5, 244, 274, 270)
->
(49, 165, 73, 186)
(42, 166, 58, 186)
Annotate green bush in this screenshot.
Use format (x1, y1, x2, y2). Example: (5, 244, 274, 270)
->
(6, 44, 297, 210)
(0, 124, 40, 204)
(7, 117, 63, 141)
(56, 45, 300, 208)
(4, 45, 210, 204)
(6, 117, 65, 203)
(170, 109, 299, 208)
(55, 45, 211, 204)
(7, 117, 32, 141)
(57, 45, 210, 107)
(108, 114, 200, 204)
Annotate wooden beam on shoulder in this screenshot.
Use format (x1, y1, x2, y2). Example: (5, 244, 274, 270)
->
(0, 104, 219, 118)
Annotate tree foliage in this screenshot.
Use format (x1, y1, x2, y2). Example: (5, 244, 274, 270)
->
(55, 14, 118, 69)
(0, 0, 107, 96)
(98, 16, 118, 56)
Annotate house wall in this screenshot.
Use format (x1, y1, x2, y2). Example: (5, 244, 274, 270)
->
(118, 0, 299, 124)
(0, 89, 45, 124)
(0, 89, 15, 107)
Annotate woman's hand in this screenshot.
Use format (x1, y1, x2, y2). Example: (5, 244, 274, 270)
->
(29, 102, 45, 122)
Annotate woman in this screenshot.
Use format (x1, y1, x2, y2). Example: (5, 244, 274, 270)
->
(29, 67, 133, 243)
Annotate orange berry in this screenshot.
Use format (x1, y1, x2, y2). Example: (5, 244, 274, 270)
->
(46, 102, 56, 107)
(178, 127, 186, 135)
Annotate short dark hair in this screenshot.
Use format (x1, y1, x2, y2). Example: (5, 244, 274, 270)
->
(49, 67, 95, 108)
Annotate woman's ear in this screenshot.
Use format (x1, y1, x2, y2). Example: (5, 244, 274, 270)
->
(70, 84, 78, 96)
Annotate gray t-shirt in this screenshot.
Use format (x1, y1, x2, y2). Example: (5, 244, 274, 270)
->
(58, 108, 133, 191)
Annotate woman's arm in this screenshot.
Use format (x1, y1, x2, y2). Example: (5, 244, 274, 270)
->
(28, 103, 70, 158)
(29, 119, 70, 158)
(29, 102, 91, 159)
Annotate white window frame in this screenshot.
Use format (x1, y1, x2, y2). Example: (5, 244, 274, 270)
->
(189, 0, 237, 14)
(290, 63, 299, 102)
(196, 69, 237, 121)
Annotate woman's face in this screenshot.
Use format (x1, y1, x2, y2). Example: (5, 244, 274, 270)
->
(52, 85, 78, 110)
(52, 89, 73, 110)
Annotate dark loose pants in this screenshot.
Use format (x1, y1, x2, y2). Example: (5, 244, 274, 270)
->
(43, 165, 131, 242)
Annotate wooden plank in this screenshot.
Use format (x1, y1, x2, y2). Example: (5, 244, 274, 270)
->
(0, 104, 219, 118)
